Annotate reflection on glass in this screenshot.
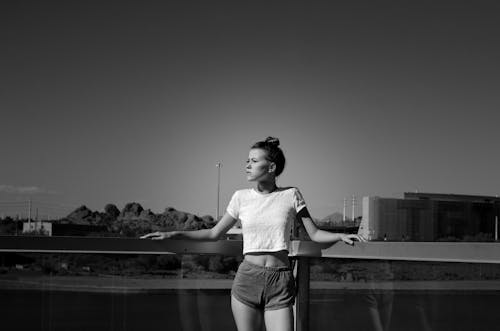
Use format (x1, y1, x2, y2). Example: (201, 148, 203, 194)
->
(309, 258, 500, 331)
(0, 252, 241, 331)
(2, 250, 500, 330)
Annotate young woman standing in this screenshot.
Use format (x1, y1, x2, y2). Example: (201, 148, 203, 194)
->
(141, 137, 364, 331)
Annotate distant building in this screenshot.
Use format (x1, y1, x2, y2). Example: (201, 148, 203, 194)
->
(22, 221, 53, 235)
(22, 221, 106, 236)
(360, 193, 500, 241)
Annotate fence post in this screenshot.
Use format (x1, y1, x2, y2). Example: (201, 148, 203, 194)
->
(292, 216, 310, 331)
(294, 256, 310, 331)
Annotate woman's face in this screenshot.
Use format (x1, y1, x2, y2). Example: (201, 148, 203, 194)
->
(246, 148, 274, 182)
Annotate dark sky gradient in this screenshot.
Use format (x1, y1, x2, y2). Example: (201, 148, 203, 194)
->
(1, 1, 500, 218)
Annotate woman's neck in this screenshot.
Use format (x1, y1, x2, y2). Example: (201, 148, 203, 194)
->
(256, 181, 277, 194)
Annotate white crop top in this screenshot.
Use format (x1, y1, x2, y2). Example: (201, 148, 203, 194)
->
(226, 187, 307, 254)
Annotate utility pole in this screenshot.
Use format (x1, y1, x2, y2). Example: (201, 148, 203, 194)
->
(351, 195, 356, 223)
(28, 199, 32, 230)
(36, 208, 41, 233)
(343, 198, 347, 223)
(216, 162, 222, 221)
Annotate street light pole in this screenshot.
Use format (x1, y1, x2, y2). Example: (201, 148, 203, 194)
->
(216, 162, 222, 220)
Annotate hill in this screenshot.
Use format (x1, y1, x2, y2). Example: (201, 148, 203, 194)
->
(61, 203, 215, 236)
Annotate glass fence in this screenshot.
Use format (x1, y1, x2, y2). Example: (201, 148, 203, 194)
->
(1, 236, 500, 331)
(0, 252, 239, 331)
(308, 258, 500, 331)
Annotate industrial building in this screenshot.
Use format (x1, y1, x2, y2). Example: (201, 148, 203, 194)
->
(359, 193, 500, 241)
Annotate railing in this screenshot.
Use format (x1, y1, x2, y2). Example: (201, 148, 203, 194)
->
(3, 236, 500, 264)
(2, 235, 500, 331)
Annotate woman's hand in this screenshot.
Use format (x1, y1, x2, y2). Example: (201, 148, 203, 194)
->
(140, 231, 178, 240)
(340, 234, 367, 245)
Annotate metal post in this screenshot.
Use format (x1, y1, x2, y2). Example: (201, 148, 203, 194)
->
(28, 199, 32, 230)
(343, 198, 346, 223)
(294, 257, 310, 331)
(495, 216, 498, 241)
(216, 162, 222, 220)
(352, 195, 356, 222)
(293, 215, 310, 331)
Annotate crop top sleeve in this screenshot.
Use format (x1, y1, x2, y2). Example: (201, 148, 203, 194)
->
(226, 191, 240, 219)
(293, 187, 307, 213)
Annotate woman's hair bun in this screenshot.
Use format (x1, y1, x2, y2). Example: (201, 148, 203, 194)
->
(264, 136, 280, 147)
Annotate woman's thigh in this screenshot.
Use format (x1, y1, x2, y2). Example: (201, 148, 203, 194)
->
(231, 295, 264, 331)
(264, 306, 294, 331)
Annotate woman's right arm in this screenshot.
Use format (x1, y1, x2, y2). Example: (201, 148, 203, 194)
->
(140, 212, 237, 241)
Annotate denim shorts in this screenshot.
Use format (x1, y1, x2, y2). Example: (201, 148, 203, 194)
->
(231, 259, 296, 311)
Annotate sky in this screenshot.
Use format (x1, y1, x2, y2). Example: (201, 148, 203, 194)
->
(1, 1, 500, 220)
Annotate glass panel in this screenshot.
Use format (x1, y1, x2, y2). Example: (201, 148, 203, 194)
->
(0, 252, 240, 331)
(309, 258, 500, 331)
(3, 249, 500, 330)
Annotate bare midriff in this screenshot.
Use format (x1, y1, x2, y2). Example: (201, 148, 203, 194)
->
(244, 250, 290, 268)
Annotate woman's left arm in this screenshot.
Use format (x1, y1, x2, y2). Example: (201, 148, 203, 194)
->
(297, 207, 366, 245)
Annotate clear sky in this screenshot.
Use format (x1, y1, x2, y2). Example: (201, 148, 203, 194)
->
(1, 1, 500, 219)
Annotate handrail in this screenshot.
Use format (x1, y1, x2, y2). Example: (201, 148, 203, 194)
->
(291, 241, 500, 264)
(0, 235, 242, 255)
(2, 236, 500, 264)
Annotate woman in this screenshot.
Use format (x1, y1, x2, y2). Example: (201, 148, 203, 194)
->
(141, 137, 365, 331)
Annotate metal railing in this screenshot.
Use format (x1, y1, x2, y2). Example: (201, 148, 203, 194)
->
(3, 236, 500, 264)
(2, 235, 500, 331)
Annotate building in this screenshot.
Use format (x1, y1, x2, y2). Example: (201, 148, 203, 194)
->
(22, 221, 53, 235)
(360, 193, 500, 241)
(22, 221, 107, 236)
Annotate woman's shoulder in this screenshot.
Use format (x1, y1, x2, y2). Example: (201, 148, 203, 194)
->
(277, 186, 301, 193)
(232, 187, 302, 197)
(278, 187, 306, 201)
(232, 188, 253, 197)
(274, 187, 304, 199)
